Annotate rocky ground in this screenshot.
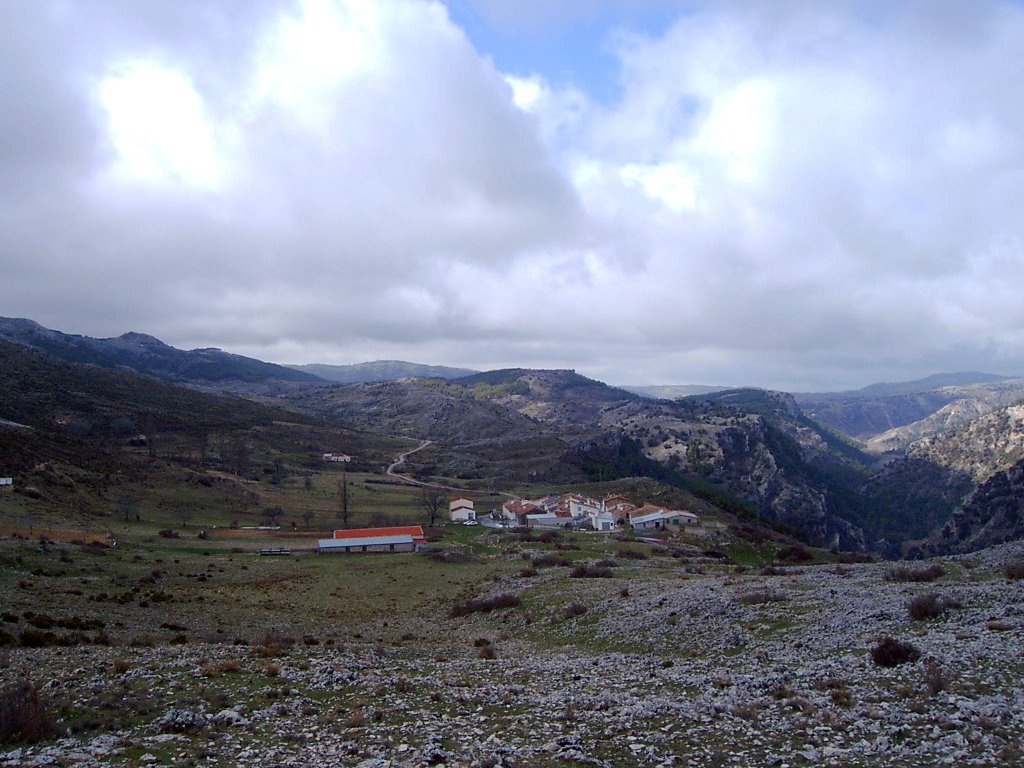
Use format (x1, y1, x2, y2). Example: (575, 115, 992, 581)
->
(3, 543, 1023, 767)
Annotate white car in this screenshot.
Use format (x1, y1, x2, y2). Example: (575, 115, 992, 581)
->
(462, 520, 479, 526)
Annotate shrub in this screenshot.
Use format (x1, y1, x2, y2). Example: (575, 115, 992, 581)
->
(1004, 560, 1024, 581)
(594, 559, 618, 568)
(570, 565, 612, 579)
(0, 680, 54, 745)
(562, 603, 588, 620)
(449, 594, 521, 618)
(736, 591, 787, 605)
(885, 564, 945, 583)
(907, 593, 958, 621)
(871, 636, 921, 667)
(478, 644, 497, 660)
(616, 550, 648, 561)
(923, 658, 948, 696)
(532, 554, 572, 568)
(776, 544, 813, 563)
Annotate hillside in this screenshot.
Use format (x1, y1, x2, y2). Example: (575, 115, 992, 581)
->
(288, 360, 477, 383)
(0, 339, 400, 524)
(0, 317, 321, 384)
(863, 380, 1024, 453)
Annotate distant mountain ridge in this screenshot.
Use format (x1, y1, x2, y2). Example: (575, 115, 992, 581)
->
(620, 384, 731, 399)
(288, 360, 478, 384)
(0, 317, 321, 384)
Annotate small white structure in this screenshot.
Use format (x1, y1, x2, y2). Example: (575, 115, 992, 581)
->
(631, 510, 669, 531)
(449, 497, 476, 522)
(0, 477, 11, 492)
(525, 513, 568, 528)
(323, 453, 351, 463)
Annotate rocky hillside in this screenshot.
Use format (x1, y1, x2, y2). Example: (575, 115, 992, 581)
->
(863, 383, 1024, 455)
(922, 458, 1024, 555)
(0, 317, 321, 384)
(288, 360, 477, 384)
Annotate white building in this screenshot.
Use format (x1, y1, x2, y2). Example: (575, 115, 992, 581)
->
(449, 497, 476, 522)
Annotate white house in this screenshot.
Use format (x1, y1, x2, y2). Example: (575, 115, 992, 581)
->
(449, 497, 476, 522)
(589, 508, 616, 532)
(630, 510, 669, 531)
(322, 453, 351, 463)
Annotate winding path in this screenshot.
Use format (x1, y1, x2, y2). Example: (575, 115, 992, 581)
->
(386, 439, 433, 482)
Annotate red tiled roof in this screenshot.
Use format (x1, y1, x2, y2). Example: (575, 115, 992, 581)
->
(334, 526, 424, 540)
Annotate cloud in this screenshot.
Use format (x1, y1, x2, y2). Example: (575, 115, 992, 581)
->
(2, 0, 1024, 390)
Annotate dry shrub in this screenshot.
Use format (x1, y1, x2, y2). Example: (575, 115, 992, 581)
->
(259, 662, 280, 677)
(562, 603, 588, 620)
(885, 564, 945, 583)
(570, 565, 612, 579)
(532, 554, 571, 568)
(0, 680, 54, 745)
(449, 593, 521, 618)
(1004, 560, 1024, 581)
(908, 593, 944, 621)
(871, 636, 921, 667)
(830, 689, 854, 708)
(110, 659, 132, 675)
(344, 708, 365, 728)
(736, 591, 787, 605)
(594, 559, 618, 568)
(616, 550, 648, 561)
(776, 544, 813, 563)
(478, 644, 497, 660)
(923, 658, 948, 696)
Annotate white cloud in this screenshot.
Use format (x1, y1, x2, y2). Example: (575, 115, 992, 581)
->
(3, 0, 1024, 390)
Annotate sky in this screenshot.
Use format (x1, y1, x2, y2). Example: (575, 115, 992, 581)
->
(3, 0, 1024, 391)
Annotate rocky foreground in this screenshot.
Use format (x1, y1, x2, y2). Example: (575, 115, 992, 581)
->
(3, 543, 1023, 768)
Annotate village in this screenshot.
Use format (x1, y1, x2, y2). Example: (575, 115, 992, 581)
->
(314, 489, 704, 554)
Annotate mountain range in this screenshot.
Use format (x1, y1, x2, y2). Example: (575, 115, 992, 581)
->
(2, 317, 1023, 556)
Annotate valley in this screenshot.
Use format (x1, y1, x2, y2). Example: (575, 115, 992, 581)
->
(2, 320, 1024, 765)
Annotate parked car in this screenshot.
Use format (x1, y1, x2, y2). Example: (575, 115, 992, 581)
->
(462, 520, 479, 526)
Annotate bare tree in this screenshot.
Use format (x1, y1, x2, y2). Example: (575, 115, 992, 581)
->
(301, 509, 315, 529)
(174, 502, 192, 527)
(418, 486, 447, 528)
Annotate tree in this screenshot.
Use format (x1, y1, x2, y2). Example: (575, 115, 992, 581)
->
(418, 486, 447, 528)
(174, 502, 192, 527)
(335, 479, 350, 528)
(119, 499, 139, 523)
(263, 506, 284, 527)
(302, 509, 315, 529)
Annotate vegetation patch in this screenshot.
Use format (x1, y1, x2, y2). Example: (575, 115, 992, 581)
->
(0, 680, 55, 745)
(450, 593, 521, 618)
(884, 564, 945, 583)
(871, 636, 921, 667)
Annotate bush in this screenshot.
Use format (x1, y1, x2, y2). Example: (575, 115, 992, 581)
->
(449, 593, 521, 618)
(594, 559, 618, 568)
(532, 554, 571, 568)
(907, 593, 958, 621)
(736, 591, 787, 605)
(871, 636, 921, 667)
(0, 680, 54, 744)
(776, 544, 813, 563)
(923, 658, 948, 696)
(570, 565, 612, 579)
(885, 564, 945, 583)
(1004, 560, 1024, 581)
(616, 550, 648, 561)
(562, 603, 588, 619)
